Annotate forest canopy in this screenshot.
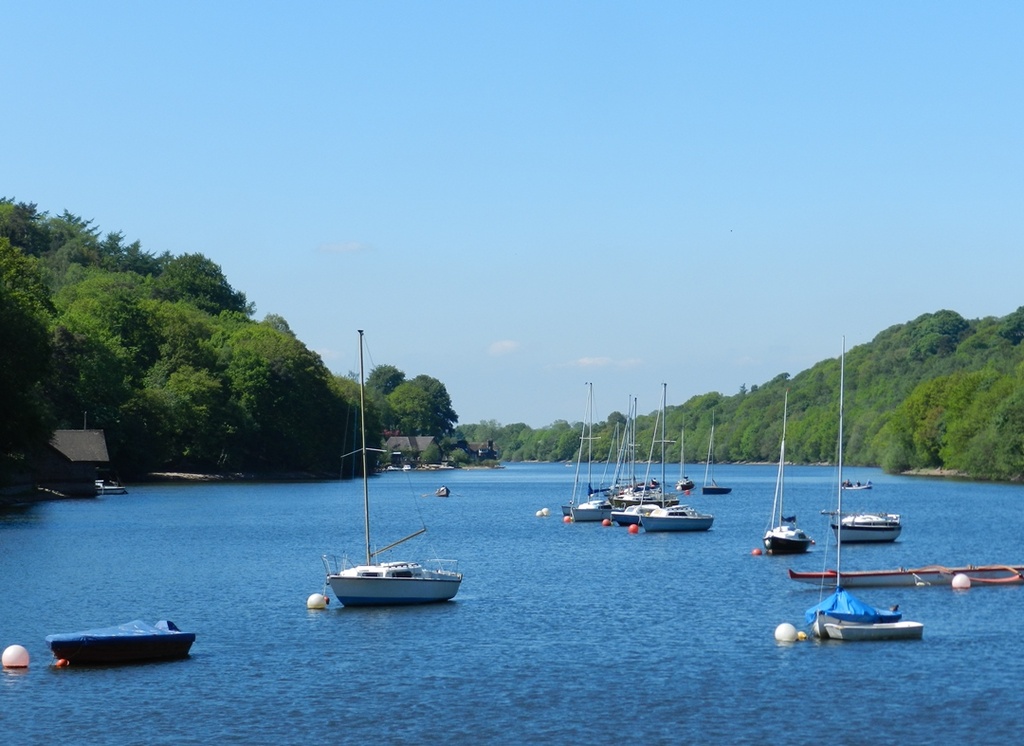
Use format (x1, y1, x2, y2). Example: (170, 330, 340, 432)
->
(0, 199, 456, 480)
(4, 197, 1024, 483)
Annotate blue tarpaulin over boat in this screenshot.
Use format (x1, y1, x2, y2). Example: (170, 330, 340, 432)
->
(45, 619, 195, 664)
(804, 586, 903, 625)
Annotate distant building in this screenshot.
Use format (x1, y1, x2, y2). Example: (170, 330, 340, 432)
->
(33, 429, 114, 497)
(454, 439, 499, 461)
(384, 436, 437, 468)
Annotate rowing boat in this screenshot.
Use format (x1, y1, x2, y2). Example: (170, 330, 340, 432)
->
(789, 564, 1024, 588)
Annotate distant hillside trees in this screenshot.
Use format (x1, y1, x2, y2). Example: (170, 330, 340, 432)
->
(462, 309, 1024, 482)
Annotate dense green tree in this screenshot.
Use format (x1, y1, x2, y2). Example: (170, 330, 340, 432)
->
(0, 237, 55, 463)
(154, 253, 252, 316)
(388, 375, 457, 437)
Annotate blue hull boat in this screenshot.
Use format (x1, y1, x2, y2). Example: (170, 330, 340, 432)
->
(46, 619, 195, 664)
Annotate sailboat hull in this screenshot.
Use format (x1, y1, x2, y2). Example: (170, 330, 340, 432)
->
(764, 534, 811, 554)
(701, 486, 731, 495)
(823, 621, 923, 641)
(327, 562, 462, 606)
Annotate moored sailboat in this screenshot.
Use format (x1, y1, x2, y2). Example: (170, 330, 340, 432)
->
(322, 331, 462, 606)
(701, 411, 731, 495)
(763, 391, 812, 554)
(806, 339, 922, 641)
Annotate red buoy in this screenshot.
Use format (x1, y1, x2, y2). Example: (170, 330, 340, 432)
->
(628, 524, 639, 534)
(563, 515, 572, 523)
(56, 658, 70, 668)
(751, 548, 763, 556)
(602, 518, 612, 526)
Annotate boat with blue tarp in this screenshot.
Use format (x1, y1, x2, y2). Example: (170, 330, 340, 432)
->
(45, 619, 195, 664)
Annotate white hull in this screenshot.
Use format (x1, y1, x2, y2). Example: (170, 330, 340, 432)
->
(823, 621, 924, 641)
(833, 524, 902, 543)
(641, 505, 714, 532)
(830, 513, 901, 543)
(610, 503, 660, 526)
(571, 500, 613, 522)
(326, 561, 462, 606)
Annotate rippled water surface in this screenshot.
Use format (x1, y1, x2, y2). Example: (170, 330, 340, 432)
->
(3, 463, 1024, 744)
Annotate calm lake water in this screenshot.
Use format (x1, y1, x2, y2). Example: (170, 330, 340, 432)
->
(3, 462, 1024, 744)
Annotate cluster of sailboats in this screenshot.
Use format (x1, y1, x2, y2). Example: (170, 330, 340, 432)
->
(314, 332, 1011, 650)
(561, 383, 716, 532)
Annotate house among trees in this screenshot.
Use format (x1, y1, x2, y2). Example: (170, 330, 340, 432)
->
(385, 436, 437, 468)
(455, 439, 499, 462)
(33, 430, 116, 497)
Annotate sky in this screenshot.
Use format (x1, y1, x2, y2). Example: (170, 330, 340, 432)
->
(6, 2, 1023, 428)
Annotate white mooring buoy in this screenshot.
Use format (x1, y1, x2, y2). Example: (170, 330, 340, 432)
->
(774, 623, 798, 642)
(306, 593, 328, 609)
(2, 644, 30, 668)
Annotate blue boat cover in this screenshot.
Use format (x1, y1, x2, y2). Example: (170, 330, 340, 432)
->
(804, 587, 903, 626)
(46, 619, 187, 643)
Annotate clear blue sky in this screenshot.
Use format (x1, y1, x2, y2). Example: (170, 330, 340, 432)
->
(7, 3, 1023, 427)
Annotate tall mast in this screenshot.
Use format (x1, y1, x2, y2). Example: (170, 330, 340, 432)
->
(660, 383, 667, 490)
(358, 330, 372, 566)
(836, 336, 846, 587)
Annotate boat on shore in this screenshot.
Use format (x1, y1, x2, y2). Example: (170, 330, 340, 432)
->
(95, 479, 127, 495)
(45, 619, 195, 664)
(790, 563, 1024, 587)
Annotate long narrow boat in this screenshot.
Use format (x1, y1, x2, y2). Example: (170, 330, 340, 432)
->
(789, 564, 1024, 588)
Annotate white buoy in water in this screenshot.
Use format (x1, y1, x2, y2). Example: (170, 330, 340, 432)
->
(2, 644, 30, 668)
(541, 507, 550, 517)
(306, 593, 328, 609)
(774, 623, 799, 642)
(952, 573, 972, 590)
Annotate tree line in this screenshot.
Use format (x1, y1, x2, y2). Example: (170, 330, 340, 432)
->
(5, 198, 1024, 483)
(461, 309, 1024, 482)
(0, 199, 457, 482)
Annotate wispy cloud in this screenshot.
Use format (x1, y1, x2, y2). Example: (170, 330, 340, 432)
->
(561, 356, 643, 368)
(489, 340, 521, 356)
(317, 241, 372, 254)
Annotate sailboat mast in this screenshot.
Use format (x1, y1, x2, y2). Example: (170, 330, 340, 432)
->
(586, 383, 594, 490)
(660, 384, 667, 489)
(836, 337, 846, 586)
(358, 329, 372, 566)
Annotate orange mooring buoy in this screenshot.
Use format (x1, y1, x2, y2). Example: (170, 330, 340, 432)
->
(563, 515, 572, 523)
(628, 524, 640, 534)
(602, 518, 611, 526)
(752, 548, 763, 556)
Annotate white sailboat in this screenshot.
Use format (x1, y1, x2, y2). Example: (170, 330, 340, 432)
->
(639, 384, 714, 533)
(568, 383, 613, 522)
(322, 330, 462, 606)
(612, 384, 679, 524)
(701, 411, 731, 495)
(805, 339, 922, 641)
(675, 427, 694, 493)
(763, 391, 812, 554)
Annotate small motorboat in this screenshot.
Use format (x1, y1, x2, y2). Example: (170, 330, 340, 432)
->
(46, 619, 195, 665)
(640, 504, 714, 532)
(829, 512, 902, 543)
(435, 486, 450, 497)
(95, 479, 127, 495)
